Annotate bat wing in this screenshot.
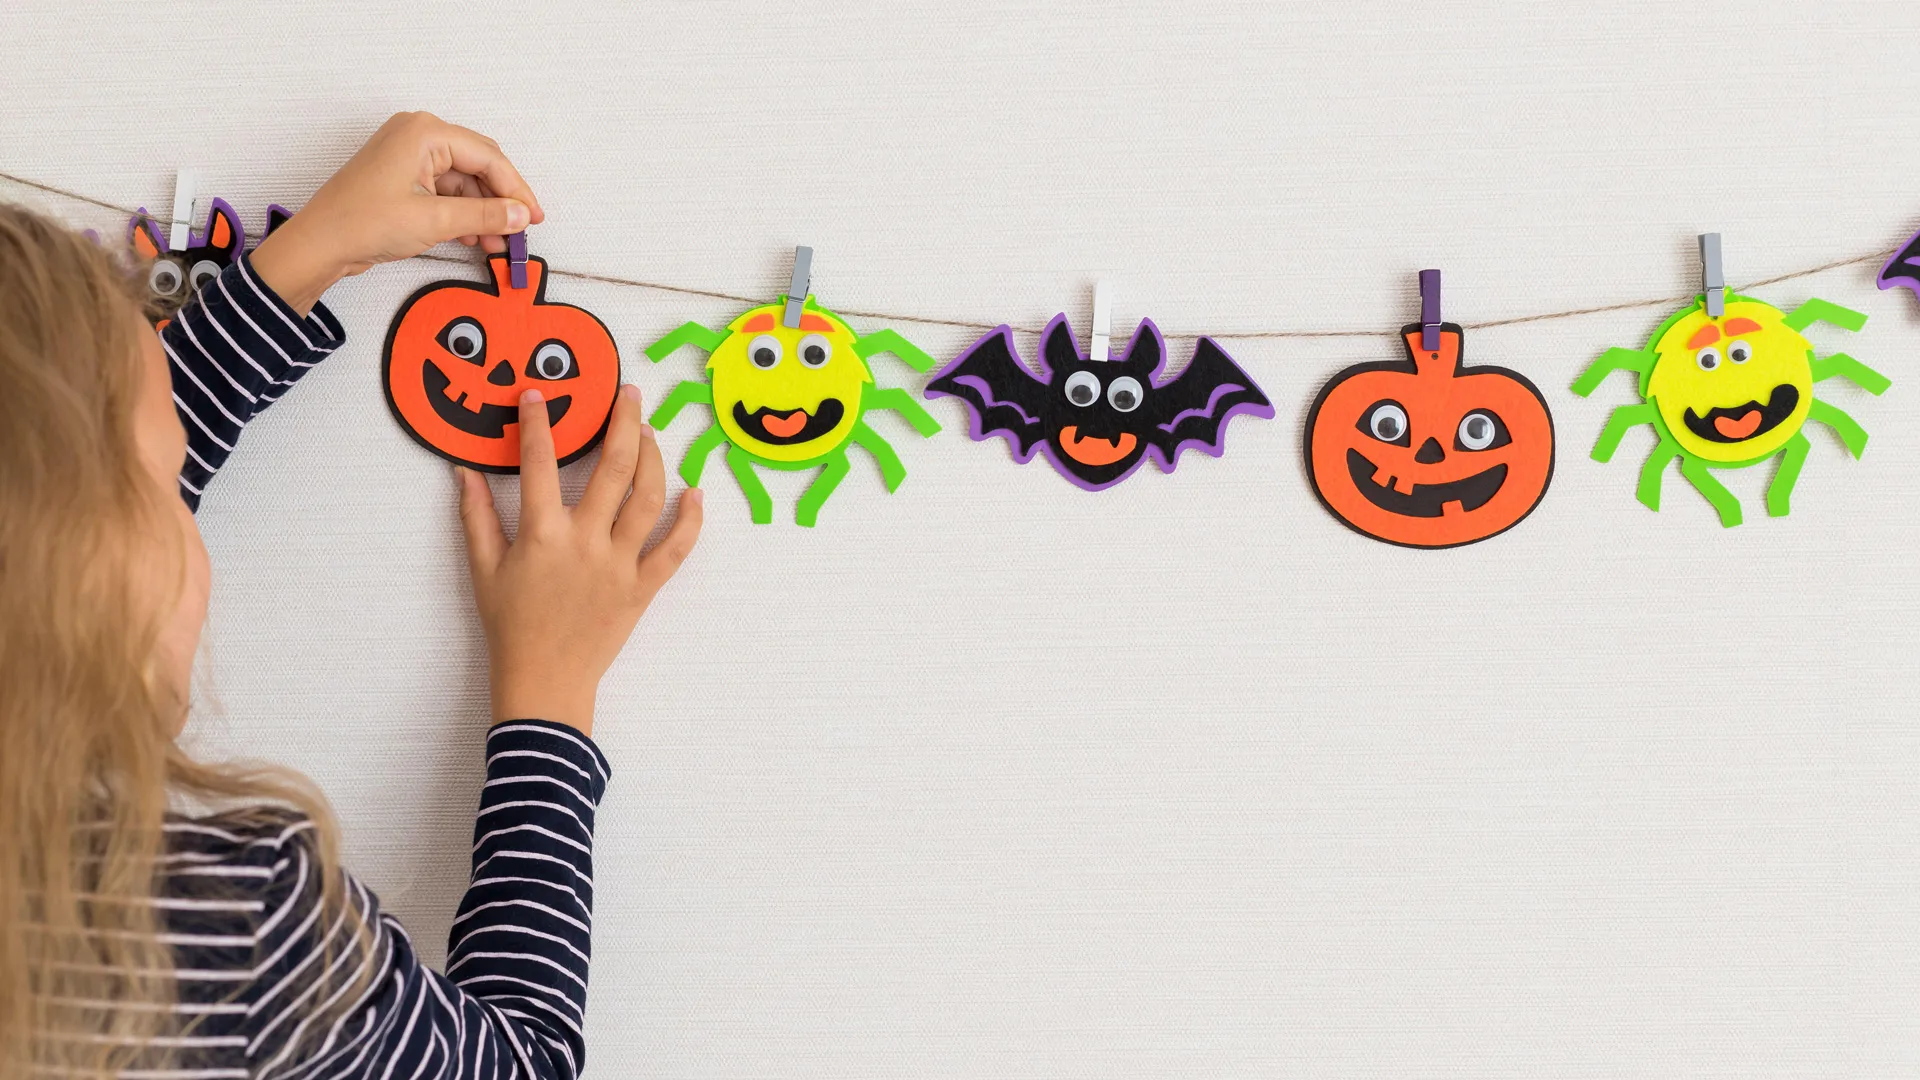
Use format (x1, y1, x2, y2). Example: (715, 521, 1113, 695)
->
(925, 326, 1052, 461)
(1141, 337, 1275, 467)
(1878, 225, 1920, 299)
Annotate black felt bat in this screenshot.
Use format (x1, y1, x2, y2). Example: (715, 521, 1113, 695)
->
(925, 314, 1274, 490)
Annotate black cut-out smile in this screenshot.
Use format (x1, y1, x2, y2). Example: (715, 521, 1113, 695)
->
(733, 399, 845, 444)
(1682, 383, 1799, 443)
(425, 358, 570, 439)
(1346, 449, 1508, 518)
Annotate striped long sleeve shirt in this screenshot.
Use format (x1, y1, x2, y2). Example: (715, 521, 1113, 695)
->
(156, 259, 608, 1078)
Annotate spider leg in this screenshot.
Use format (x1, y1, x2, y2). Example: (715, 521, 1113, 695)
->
(1807, 399, 1869, 458)
(1679, 456, 1743, 528)
(725, 445, 774, 525)
(1766, 432, 1812, 518)
(795, 450, 852, 528)
(1593, 404, 1658, 462)
(1637, 436, 1680, 512)
(1572, 348, 1655, 397)
(1809, 352, 1891, 396)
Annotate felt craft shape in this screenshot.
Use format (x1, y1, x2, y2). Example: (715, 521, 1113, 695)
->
(1305, 322, 1554, 548)
(382, 253, 620, 472)
(1877, 224, 1920, 302)
(1572, 293, 1890, 526)
(129, 197, 244, 322)
(645, 297, 941, 526)
(924, 315, 1273, 491)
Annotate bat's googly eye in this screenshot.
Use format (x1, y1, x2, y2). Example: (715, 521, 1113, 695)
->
(1362, 401, 1410, 445)
(1106, 376, 1144, 412)
(1065, 370, 1101, 407)
(148, 260, 184, 297)
(798, 333, 831, 368)
(527, 340, 578, 381)
(438, 318, 487, 364)
(1454, 410, 1510, 452)
(1696, 346, 1721, 371)
(749, 334, 783, 369)
(189, 260, 221, 290)
(1726, 339, 1752, 364)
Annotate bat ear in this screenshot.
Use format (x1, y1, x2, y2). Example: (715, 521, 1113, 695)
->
(200, 199, 242, 256)
(1120, 321, 1162, 371)
(1042, 317, 1082, 373)
(128, 212, 164, 259)
(264, 204, 293, 237)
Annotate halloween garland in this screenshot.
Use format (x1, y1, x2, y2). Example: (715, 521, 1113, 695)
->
(9, 165, 1904, 540)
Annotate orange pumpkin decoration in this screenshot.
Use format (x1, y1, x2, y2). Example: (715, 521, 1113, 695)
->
(382, 254, 620, 472)
(1305, 323, 1554, 548)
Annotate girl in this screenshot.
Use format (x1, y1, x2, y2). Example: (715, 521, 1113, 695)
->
(0, 112, 702, 1078)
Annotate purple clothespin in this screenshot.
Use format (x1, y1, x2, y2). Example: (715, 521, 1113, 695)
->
(1419, 268, 1442, 351)
(507, 231, 528, 290)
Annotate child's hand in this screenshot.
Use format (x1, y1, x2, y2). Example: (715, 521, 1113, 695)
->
(252, 111, 546, 315)
(457, 385, 703, 736)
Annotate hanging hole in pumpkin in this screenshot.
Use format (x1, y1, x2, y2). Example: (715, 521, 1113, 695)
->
(528, 340, 579, 381)
(438, 317, 486, 363)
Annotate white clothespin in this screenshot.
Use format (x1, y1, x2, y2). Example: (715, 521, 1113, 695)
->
(1699, 233, 1725, 318)
(168, 169, 198, 252)
(783, 245, 813, 328)
(1090, 280, 1113, 361)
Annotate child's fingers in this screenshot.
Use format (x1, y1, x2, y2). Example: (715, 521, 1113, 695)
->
(517, 389, 563, 529)
(613, 405, 668, 553)
(433, 121, 545, 224)
(455, 466, 507, 580)
(428, 195, 530, 249)
(579, 385, 643, 531)
(634, 489, 703, 597)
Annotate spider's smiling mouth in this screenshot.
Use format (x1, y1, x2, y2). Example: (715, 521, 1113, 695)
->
(734, 399, 845, 444)
(425, 359, 570, 439)
(1682, 383, 1799, 443)
(1346, 449, 1507, 518)
(1057, 426, 1138, 466)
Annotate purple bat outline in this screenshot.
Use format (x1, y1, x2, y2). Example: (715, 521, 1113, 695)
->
(1877, 223, 1920, 301)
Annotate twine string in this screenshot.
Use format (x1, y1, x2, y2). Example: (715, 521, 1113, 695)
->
(1, 169, 1900, 343)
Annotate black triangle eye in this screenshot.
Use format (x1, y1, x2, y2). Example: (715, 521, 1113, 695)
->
(437, 318, 486, 365)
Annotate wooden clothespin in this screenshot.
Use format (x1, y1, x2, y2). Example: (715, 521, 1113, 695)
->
(507, 231, 529, 289)
(1419, 268, 1442, 351)
(1090, 280, 1113, 361)
(1699, 233, 1725, 318)
(783, 245, 813, 328)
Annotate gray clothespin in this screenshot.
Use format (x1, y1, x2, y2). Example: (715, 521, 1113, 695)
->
(783, 245, 813, 328)
(1419, 268, 1442, 351)
(1699, 233, 1725, 318)
(1090, 280, 1113, 361)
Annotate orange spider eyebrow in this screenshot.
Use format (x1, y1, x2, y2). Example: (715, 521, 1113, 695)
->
(1724, 317, 1762, 335)
(743, 313, 775, 333)
(798, 313, 834, 333)
(1686, 325, 1721, 349)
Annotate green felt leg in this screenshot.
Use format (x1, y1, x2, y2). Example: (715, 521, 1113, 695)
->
(1593, 404, 1658, 462)
(850, 420, 907, 491)
(1572, 348, 1656, 397)
(1637, 438, 1680, 512)
(852, 328, 936, 373)
(726, 446, 773, 525)
(794, 451, 851, 528)
(650, 381, 713, 429)
(863, 387, 942, 436)
(1808, 398, 1869, 458)
(1766, 432, 1812, 518)
(1810, 352, 1891, 395)
(1679, 456, 1743, 528)
(644, 322, 728, 362)
(1782, 298, 1867, 334)
(677, 423, 728, 487)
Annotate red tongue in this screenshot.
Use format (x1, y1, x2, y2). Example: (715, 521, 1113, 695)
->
(1713, 409, 1763, 439)
(761, 409, 809, 438)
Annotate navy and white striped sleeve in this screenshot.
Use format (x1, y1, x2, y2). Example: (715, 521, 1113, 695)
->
(162, 253, 345, 510)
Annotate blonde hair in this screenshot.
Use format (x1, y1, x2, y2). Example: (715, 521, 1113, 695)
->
(0, 203, 354, 1076)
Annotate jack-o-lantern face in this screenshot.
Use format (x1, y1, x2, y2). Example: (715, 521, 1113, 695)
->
(1306, 323, 1554, 548)
(382, 254, 620, 472)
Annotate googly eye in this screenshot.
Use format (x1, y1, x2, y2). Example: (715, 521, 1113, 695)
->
(1455, 410, 1509, 452)
(1726, 339, 1752, 364)
(1364, 401, 1410, 444)
(438, 318, 486, 363)
(526, 340, 578, 381)
(189, 260, 221, 290)
(1106, 375, 1144, 413)
(798, 333, 831, 368)
(1064, 370, 1101, 407)
(748, 334, 783, 369)
(1696, 346, 1721, 371)
(148, 260, 184, 297)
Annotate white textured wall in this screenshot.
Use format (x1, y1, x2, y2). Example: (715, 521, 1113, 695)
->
(3, 2, 1916, 1075)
